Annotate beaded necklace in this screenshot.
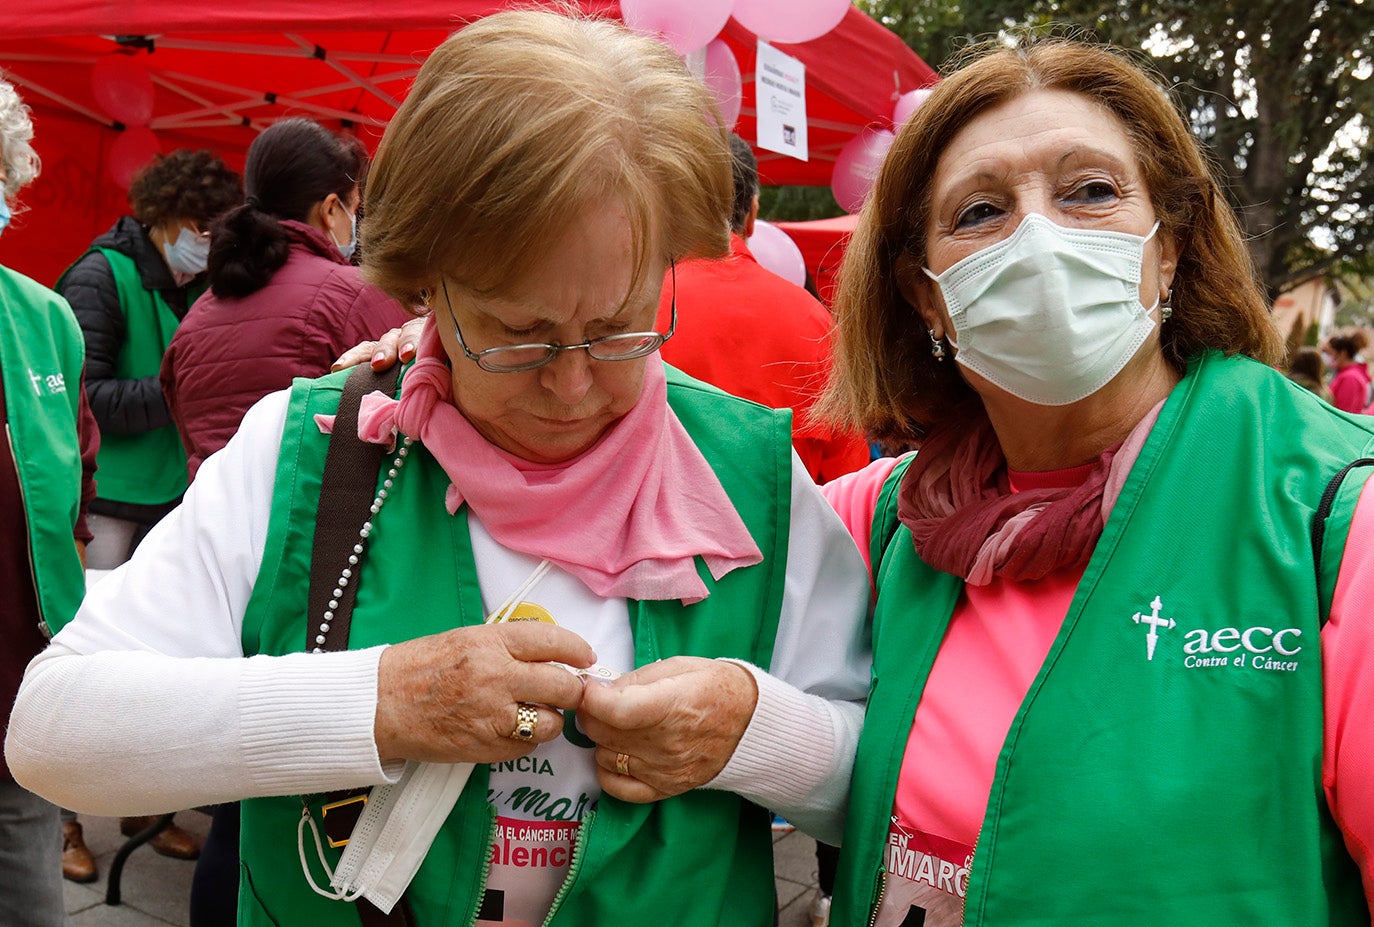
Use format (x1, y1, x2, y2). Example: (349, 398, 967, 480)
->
(312, 436, 415, 653)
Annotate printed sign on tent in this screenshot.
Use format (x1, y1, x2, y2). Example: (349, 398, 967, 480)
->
(755, 41, 807, 161)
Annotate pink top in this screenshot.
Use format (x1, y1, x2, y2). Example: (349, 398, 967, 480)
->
(823, 456, 1374, 901)
(1330, 362, 1372, 415)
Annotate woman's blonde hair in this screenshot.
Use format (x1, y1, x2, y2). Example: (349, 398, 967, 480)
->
(362, 9, 733, 311)
(820, 37, 1283, 443)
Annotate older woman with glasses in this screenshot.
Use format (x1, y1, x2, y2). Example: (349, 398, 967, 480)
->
(7, 10, 869, 927)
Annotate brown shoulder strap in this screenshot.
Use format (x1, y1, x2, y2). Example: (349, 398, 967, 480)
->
(306, 363, 415, 927)
(307, 363, 401, 653)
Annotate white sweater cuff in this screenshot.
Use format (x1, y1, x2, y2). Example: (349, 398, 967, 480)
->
(706, 659, 837, 806)
(240, 645, 399, 793)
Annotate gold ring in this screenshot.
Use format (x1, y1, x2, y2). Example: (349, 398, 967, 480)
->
(615, 752, 631, 777)
(511, 704, 539, 741)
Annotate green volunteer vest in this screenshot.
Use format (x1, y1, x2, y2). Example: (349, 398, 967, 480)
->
(835, 352, 1373, 926)
(74, 247, 188, 505)
(0, 265, 88, 634)
(236, 365, 794, 926)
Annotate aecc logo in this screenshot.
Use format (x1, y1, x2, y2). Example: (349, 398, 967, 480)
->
(1131, 596, 1302, 673)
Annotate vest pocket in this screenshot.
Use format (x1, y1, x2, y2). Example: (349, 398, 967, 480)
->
(238, 862, 284, 927)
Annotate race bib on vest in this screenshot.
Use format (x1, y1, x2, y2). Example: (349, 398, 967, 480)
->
(874, 817, 974, 927)
(482, 706, 601, 924)
(477, 817, 581, 926)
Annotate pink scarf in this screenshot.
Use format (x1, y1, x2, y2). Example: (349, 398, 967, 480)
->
(354, 320, 761, 603)
(897, 401, 1161, 585)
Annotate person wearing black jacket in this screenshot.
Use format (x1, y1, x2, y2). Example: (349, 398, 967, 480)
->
(54, 147, 239, 875)
(58, 149, 240, 562)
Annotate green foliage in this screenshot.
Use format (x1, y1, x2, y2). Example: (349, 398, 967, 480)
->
(1335, 275, 1374, 328)
(1305, 319, 1322, 346)
(757, 184, 844, 222)
(858, 0, 1374, 297)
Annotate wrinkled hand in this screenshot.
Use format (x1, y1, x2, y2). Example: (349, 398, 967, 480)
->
(375, 622, 596, 765)
(577, 658, 758, 803)
(331, 317, 428, 373)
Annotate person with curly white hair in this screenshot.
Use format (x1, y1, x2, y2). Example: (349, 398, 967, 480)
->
(0, 81, 39, 199)
(0, 77, 101, 926)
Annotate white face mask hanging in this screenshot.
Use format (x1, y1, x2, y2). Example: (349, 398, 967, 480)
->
(924, 213, 1163, 406)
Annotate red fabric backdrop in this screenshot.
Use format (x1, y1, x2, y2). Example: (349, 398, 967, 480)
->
(0, 1, 935, 286)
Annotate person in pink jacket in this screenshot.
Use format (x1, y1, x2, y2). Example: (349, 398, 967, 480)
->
(1324, 331, 1372, 414)
(161, 117, 410, 482)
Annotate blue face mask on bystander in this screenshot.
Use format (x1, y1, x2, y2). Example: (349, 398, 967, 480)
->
(331, 201, 358, 261)
(162, 224, 210, 277)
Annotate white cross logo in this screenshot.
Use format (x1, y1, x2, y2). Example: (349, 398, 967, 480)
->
(1132, 595, 1174, 661)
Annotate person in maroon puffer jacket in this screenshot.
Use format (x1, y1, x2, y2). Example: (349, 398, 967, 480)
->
(160, 119, 409, 927)
(160, 118, 410, 482)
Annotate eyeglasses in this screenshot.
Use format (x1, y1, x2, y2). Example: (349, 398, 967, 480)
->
(442, 261, 676, 374)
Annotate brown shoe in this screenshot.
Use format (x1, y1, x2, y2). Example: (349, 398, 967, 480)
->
(120, 818, 201, 856)
(62, 820, 98, 883)
(119, 815, 202, 861)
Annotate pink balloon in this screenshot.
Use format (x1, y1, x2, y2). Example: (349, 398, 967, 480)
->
(893, 88, 933, 127)
(620, 0, 734, 55)
(92, 54, 155, 126)
(732, 0, 852, 44)
(831, 128, 895, 213)
(747, 220, 807, 287)
(703, 40, 742, 129)
(108, 127, 161, 190)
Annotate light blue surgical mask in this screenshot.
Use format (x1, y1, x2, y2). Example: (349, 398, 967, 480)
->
(0, 198, 12, 239)
(162, 224, 210, 277)
(331, 203, 358, 261)
(924, 213, 1162, 406)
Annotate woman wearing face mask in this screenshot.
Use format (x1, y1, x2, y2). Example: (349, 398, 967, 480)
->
(53, 149, 239, 872)
(161, 118, 409, 484)
(814, 37, 1374, 925)
(161, 118, 407, 927)
(57, 148, 241, 569)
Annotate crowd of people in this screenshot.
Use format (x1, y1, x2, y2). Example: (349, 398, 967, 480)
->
(1, 8, 1372, 927)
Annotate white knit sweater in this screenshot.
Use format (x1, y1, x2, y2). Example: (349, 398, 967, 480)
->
(6, 388, 870, 845)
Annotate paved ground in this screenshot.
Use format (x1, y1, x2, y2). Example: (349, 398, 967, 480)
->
(62, 812, 827, 926)
(61, 812, 211, 926)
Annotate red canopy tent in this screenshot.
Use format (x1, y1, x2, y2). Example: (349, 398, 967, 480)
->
(0, 1, 935, 285)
